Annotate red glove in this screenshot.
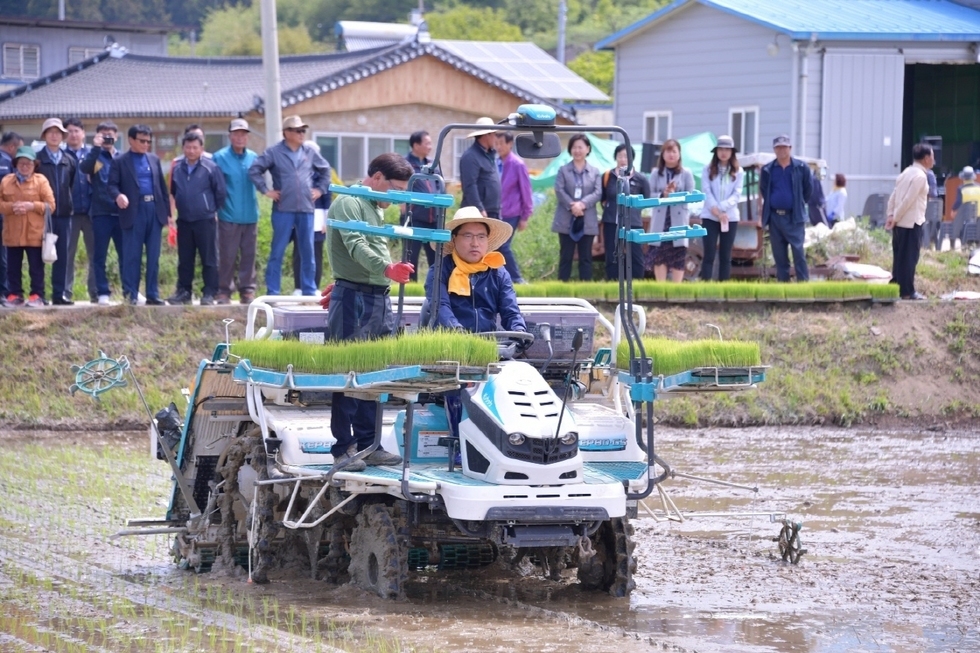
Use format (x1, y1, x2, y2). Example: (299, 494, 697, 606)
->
(384, 262, 414, 284)
(319, 283, 334, 310)
(167, 225, 177, 248)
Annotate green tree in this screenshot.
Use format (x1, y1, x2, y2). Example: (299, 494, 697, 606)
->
(303, 0, 419, 41)
(426, 6, 522, 41)
(567, 49, 613, 95)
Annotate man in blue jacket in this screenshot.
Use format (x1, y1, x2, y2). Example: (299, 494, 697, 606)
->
(64, 118, 96, 304)
(424, 206, 526, 334)
(213, 118, 259, 305)
(36, 117, 77, 304)
(168, 132, 227, 305)
(248, 114, 330, 296)
(80, 122, 123, 305)
(759, 134, 812, 282)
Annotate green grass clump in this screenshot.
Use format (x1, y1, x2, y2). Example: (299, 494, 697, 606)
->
(233, 331, 499, 374)
(723, 282, 757, 301)
(633, 281, 667, 301)
(754, 283, 786, 301)
(695, 282, 726, 301)
(869, 283, 900, 301)
(617, 338, 762, 375)
(664, 283, 698, 302)
(783, 284, 816, 301)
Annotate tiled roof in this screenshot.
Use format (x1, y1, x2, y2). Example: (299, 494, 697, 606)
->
(0, 41, 579, 122)
(597, 0, 980, 48)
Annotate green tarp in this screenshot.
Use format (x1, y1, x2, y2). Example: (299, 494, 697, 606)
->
(529, 132, 717, 192)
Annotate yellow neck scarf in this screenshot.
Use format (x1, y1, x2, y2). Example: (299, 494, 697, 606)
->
(449, 251, 505, 296)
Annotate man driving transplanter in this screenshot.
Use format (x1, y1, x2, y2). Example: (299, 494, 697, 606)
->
(423, 206, 526, 334)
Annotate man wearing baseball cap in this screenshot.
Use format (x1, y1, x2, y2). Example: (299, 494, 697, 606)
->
(36, 117, 77, 304)
(213, 117, 260, 304)
(248, 114, 331, 296)
(759, 134, 812, 282)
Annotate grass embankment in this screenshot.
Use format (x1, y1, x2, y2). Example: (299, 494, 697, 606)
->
(1, 302, 977, 429)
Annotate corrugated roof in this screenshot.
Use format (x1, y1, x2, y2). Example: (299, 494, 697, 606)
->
(597, 0, 980, 48)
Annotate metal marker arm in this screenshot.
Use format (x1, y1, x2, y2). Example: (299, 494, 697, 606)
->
(328, 183, 454, 208)
(618, 190, 705, 208)
(325, 219, 451, 243)
(625, 224, 708, 244)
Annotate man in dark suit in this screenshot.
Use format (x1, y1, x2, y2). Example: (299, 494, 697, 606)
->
(36, 117, 77, 304)
(108, 124, 170, 305)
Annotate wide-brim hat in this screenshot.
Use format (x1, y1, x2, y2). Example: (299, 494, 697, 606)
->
(282, 115, 309, 130)
(466, 117, 497, 138)
(443, 206, 513, 254)
(41, 117, 67, 137)
(713, 135, 737, 153)
(13, 145, 36, 162)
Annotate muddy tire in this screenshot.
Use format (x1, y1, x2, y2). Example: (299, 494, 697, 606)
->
(349, 503, 408, 599)
(577, 518, 636, 597)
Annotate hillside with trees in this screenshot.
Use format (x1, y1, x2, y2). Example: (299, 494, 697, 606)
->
(1, 0, 668, 96)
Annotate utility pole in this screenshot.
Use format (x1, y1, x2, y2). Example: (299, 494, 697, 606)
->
(557, 0, 567, 64)
(59, 0, 65, 20)
(260, 0, 282, 148)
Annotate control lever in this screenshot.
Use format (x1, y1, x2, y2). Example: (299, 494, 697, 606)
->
(538, 322, 554, 373)
(554, 328, 584, 441)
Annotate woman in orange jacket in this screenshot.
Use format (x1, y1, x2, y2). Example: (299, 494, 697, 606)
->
(0, 146, 56, 307)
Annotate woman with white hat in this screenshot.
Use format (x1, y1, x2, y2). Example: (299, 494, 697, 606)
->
(424, 206, 526, 334)
(699, 135, 743, 281)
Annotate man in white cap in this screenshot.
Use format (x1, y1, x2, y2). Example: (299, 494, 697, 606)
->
(214, 117, 260, 304)
(951, 165, 979, 218)
(36, 117, 77, 304)
(423, 206, 526, 333)
(248, 114, 330, 297)
(458, 117, 501, 221)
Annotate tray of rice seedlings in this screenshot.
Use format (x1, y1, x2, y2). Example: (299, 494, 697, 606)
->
(869, 283, 900, 303)
(513, 282, 549, 297)
(568, 281, 604, 300)
(602, 281, 622, 301)
(616, 338, 764, 391)
(783, 283, 816, 303)
(401, 282, 426, 296)
(754, 283, 786, 302)
(694, 281, 726, 302)
(664, 282, 698, 303)
(633, 281, 668, 301)
(723, 282, 757, 303)
(812, 281, 846, 302)
(841, 282, 873, 301)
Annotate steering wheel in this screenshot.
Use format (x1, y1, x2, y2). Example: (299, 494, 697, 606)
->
(477, 330, 535, 346)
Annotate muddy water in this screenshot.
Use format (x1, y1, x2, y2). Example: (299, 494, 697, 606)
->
(1, 427, 977, 653)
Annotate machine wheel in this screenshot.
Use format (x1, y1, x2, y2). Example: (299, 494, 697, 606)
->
(576, 518, 636, 597)
(212, 427, 261, 574)
(777, 521, 805, 564)
(349, 504, 408, 599)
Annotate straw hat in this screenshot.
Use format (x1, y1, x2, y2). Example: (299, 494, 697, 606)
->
(466, 117, 497, 138)
(443, 206, 513, 254)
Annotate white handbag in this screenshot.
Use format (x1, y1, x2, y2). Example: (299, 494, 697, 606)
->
(42, 206, 58, 264)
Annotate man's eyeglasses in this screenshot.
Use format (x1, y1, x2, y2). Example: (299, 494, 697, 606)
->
(385, 178, 407, 192)
(287, 128, 307, 134)
(455, 233, 488, 243)
(135, 137, 152, 144)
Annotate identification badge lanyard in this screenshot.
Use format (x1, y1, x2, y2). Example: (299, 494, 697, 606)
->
(573, 169, 585, 200)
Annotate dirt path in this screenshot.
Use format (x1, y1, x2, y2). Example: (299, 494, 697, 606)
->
(1, 427, 977, 652)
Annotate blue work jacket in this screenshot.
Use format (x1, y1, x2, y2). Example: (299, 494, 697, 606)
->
(424, 254, 526, 333)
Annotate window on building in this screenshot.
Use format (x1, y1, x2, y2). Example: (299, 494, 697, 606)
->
(3, 44, 40, 81)
(729, 107, 759, 154)
(68, 46, 103, 65)
(314, 133, 418, 181)
(643, 111, 671, 144)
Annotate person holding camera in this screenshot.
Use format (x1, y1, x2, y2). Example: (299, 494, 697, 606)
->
(600, 143, 649, 280)
(79, 121, 124, 305)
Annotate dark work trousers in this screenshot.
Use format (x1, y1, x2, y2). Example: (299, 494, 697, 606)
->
(768, 216, 809, 282)
(497, 215, 523, 282)
(292, 231, 324, 289)
(49, 216, 72, 300)
(217, 221, 258, 298)
(558, 232, 595, 281)
(602, 221, 643, 281)
(402, 216, 437, 282)
(327, 282, 395, 458)
(121, 200, 162, 302)
(7, 246, 44, 299)
(891, 223, 922, 298)
(701, 219, 738, 281)
(176, 218, 218, 297)
(66, 214, 97, 301)
(92, 214, 123, 298)
(0, 215, 7, 298)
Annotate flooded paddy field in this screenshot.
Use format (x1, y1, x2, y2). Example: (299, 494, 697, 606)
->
(0, 426, 977, 652)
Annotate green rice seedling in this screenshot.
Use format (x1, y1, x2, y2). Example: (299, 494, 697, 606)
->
(401, 282, 425, 297)
(783, 283, 815, 302)
(633, 281, 667, 301)
(841, 282, 873, 300)
(869, 283, 900, 301)
(694, 281, 726, 302)
(664, 282, 698, 302)
(617, 337, 762, 375)
(722, 282, 757, 302)
(812, 281, 845, 301)
(753, 283, 786, 301)
(513, 283, 547, 297)
(232, 331, 499, 373)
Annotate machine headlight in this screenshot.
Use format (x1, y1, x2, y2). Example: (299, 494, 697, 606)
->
(560, 431, 578, 446)
(508, 432, 526, 446)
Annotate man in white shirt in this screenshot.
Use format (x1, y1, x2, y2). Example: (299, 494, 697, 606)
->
(885, 143, 933, 300)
